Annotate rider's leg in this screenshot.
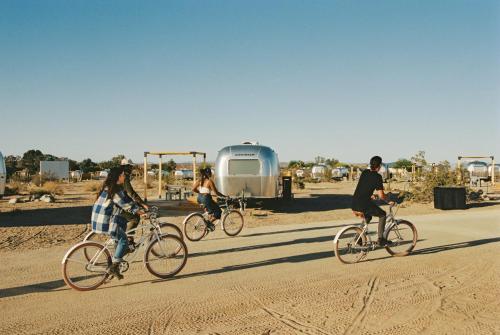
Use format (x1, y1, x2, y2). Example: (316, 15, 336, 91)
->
(122, 212, 140, 233)
(109, 226, 127, 279)
(365, 203, 387, 241)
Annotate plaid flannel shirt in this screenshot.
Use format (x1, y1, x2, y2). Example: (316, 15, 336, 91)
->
(91, 188, 140, 236)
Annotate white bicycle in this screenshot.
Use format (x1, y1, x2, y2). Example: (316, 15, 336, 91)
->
(333, 202, 418, 264)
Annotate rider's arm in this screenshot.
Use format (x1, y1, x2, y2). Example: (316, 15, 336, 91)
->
(209, 180, 225, 197)
(123, 176, 148, 209)
(377, 189, 395, 205)
(192, 180, 200, 194)
(112, 190, 145, 215)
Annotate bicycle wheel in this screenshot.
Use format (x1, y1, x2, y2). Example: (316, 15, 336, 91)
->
(149, 223, 184, 257)
(144, 235, 188, 279)
(222, 210, 244, 236)
(334, 227, 367, 264)
(62, 241, 111, 291)
(385, 220, 417, 256)
(151, 222, 183, 241)
(83, 232, 114, 261)
(183, 213, 207, 241)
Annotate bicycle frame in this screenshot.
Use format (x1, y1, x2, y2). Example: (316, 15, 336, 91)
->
(334, 204, 401, 251)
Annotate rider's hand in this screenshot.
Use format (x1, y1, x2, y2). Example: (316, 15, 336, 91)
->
(371, 194, 378, 200)
(137, 210, 146, 216)
(388, 201, 395, 206)
(142, 204, 150, 211)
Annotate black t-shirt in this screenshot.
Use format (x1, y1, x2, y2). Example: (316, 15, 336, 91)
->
(352, 169, 384, 211)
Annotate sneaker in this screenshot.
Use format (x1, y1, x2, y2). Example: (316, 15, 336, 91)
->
(107, 262, 124, 280)
(206, 222, 216, 232)
(377, 238, 393, 246)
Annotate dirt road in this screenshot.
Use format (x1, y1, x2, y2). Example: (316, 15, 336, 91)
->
(1, 208, 499, 334)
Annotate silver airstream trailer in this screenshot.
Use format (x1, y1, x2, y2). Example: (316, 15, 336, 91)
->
(466, 161, 489, 179)
(311, 164, 328, 180)
(214, 143, 280, 198)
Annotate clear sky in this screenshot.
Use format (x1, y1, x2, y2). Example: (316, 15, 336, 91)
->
(1, 0, 499, 165)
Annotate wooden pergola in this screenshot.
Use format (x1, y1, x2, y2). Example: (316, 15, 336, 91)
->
(143, 151, 206, 201)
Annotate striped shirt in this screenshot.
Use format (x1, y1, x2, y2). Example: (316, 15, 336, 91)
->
(91, 188, 140, 236)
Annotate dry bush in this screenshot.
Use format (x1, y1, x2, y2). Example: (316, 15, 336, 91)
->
(5, 181, 28, 195)
(84, 181, 102, 192)
(28, 181, 65, 196)
(407, 161, 461, 203)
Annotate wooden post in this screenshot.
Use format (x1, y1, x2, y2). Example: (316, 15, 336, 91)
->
(350, 166, 354, 181)
(143, 152, 148, 202)
(192, 154, 197, 184)
(158, 155, 163, 199)
(411, 164, 416, 182)
(491, 156, 495, 185)
(457, 157, 462, 184)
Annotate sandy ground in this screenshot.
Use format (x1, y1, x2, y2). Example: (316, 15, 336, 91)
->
(1, 181, 499, 334)
(0, 180, 485, 251)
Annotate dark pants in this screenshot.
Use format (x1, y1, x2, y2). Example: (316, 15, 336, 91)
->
(121, 211, 141, 233)
(358, 202, 387, 239)
(197, 194, 222, 219)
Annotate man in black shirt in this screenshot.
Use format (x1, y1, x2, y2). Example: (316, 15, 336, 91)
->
(352, 156, 393, 246)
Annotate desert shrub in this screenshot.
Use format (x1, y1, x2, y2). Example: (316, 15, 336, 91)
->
(42, 181, 64, 195)
(407, 161, 461, 203)
(5, 181, 28, 195)
(293, 177, 305, 189)
(28, 181, 64, 196)
(84, 181, 102, 192)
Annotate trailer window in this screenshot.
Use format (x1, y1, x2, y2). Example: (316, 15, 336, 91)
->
(228, 159, 260, 175)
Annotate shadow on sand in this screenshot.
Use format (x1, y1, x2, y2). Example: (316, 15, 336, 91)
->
(3, 235, 499, 298)
(253, 193, 353, 213)
(0, 206, 91, 228)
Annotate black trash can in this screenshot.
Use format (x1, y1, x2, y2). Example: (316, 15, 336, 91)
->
(434, 187, 466, 210)
(282, 176, 292, 200)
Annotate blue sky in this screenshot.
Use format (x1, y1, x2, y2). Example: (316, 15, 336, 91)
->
(1, 0, 499, 165)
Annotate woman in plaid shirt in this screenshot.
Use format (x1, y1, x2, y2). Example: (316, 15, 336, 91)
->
(91, 166, 145, 279)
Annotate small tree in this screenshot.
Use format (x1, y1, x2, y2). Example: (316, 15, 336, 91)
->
(79, 158, 99, 173)
(325, 158, 339, 168)
(164, 159, 177, 173)
(314, 156, 326, 164)
(411, 151, 427, 167)
(393, 158, 413, 170)
(21, 149, 45, 175)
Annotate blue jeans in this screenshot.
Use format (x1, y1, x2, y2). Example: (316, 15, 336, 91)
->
(112, 227, 128, 263)
(197, 194, 222, 219)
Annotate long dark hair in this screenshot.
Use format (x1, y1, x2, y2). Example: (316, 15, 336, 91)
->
(199, 167, 211, 186)
(97, 166, 124, 200)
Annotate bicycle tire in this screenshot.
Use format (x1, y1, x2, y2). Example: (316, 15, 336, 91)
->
(222, 210, 244, 236)
(62, 241, 111, 291)
(334, 226, 367, 264)
(150, 222, 183, 242)
(144, 235, 188, 279)
(385, 220, 417, 256)
(183, 213, 207, 241)
(83, 231, 113, 261)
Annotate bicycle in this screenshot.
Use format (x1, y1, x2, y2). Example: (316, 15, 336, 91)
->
(183, 196, 246, 241)
(61, 208, 188, 291)
(82, 206, 183, 260)
(333, 201, 418, 264)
